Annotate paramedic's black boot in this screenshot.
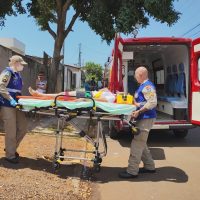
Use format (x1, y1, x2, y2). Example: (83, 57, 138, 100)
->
(15, 152, 19, 158)
(118, 171, 138, 179)
(4, 149, 19, 158)
(5, 157, 19, 164)
(139, 168, 156, 173)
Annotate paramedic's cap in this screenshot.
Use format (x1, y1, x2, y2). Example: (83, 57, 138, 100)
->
(9, 55, 27, 65)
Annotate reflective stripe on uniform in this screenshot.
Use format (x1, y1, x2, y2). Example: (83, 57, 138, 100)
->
(7, 88, 21, 93)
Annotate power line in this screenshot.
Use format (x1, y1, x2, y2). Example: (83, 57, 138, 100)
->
(188, 29, 200, 38)
(181, 23, 200, 37)
(78, 43, 82, 66)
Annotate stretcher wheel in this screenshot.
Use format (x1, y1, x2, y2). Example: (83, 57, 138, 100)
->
(93, 156, 102, 164)
(79, 131, 86, 137)
(59, 151, 64, 161)
(98, 157, 102, 163)
(53, 161, 61, 170)
(93, 164, 101, 173)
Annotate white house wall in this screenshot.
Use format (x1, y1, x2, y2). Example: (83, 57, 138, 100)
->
(64, 66, 82, 90)
(64, 67, 68, 91)
(75, 71, 81, 89)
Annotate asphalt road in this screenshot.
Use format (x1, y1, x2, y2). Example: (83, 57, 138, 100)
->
(91, 127, 200, 200)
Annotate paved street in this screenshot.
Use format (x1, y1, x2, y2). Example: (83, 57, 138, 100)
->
(92, 127, 200, 200)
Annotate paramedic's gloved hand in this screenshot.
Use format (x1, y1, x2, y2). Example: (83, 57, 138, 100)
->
(10, 99, 17, 107)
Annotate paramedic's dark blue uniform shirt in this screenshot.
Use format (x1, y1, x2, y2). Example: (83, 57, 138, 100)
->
(134, 80, 157, 120)
(0, 67, 22, 107)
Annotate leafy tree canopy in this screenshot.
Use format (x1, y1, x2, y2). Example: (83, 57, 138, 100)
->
(83, 62, 103, 82)
(79, 0, 180, 42)
(0, 0, 25, 27)
(26, 0, 180, 43)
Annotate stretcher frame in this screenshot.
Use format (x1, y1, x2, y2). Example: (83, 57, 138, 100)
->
(19, 95, 136, 172)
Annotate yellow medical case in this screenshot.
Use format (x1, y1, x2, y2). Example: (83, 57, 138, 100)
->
(116, 93, 134, 104)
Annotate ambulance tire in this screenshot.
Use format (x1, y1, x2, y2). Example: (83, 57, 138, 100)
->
(173, 129, 188, 138)
(109, 126, 119, 139)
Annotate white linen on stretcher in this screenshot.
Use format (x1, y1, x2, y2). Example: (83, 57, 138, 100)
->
(18, 98, 136, 115)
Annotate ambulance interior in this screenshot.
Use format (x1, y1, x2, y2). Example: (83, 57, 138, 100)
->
(123, 44, 189, 121)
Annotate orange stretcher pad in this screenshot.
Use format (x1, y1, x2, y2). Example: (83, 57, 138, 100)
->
(17, 96, 77, 101)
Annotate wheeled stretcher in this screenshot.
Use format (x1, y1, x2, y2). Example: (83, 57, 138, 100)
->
(17, 95, 136, 172)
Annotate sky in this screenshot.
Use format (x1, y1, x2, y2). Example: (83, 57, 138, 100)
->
(1, 0, 200, 67)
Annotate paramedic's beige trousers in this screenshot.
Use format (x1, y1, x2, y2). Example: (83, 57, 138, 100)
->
(127, 118, 155, 175)
(1, 106, 27, 159)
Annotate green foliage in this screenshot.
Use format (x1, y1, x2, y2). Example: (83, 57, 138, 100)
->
(0, 0, 180, 42)
(0, 0, 26, 27)
(27, 0, 56, 30)
(83, 62, 103, 82)
(76, 0, 180, 43)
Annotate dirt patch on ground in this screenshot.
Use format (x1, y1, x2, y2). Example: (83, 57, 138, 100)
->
(0, 133, 93, 200)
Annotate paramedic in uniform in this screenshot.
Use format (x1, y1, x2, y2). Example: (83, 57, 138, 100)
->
(119, 66, 157, 178)
(0, 55, 27, 164)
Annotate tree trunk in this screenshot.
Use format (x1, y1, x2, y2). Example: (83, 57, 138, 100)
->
(48, 35, 64, 93)
(47, 1, 77, 92)
(56, 70, 64, 92)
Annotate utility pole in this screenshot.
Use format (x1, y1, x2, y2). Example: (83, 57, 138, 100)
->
(62, 41, 66, 91)
(78, 43, 82, 67)
(82, 59, 84, 67)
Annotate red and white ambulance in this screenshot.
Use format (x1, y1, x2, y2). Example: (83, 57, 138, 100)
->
(107, 36, 200, 138)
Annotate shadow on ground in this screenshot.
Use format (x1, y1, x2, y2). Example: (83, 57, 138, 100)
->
(116, 127, 200, 148)
(0, 156, 82, 180)
(93, 166, 188, 183)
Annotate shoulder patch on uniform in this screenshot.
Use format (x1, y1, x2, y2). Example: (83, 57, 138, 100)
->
(145, 85, 151, 89)
(0, 70, 11, 84)
(143, 85, 154, 92)
(2, 75, 9, 83)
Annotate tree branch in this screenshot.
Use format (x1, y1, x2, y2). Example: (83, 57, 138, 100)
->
(46, 23, 56, 39)
(64, 11, 80, 38)
(63, 0, 73, 13)
(56, 0, 62, 8)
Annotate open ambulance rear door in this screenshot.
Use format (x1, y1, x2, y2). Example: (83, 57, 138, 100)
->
(109, 34, 124, 93)
(191, 38, 200, 125)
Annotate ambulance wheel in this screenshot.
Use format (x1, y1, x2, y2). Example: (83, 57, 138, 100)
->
(173, 129, 188, 138)
(109, 126, 119, 139)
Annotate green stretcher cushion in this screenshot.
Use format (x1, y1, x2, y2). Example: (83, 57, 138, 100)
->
(18, 98, 136, 115)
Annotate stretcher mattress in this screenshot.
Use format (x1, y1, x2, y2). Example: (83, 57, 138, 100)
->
(18, 98, 136, 115)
